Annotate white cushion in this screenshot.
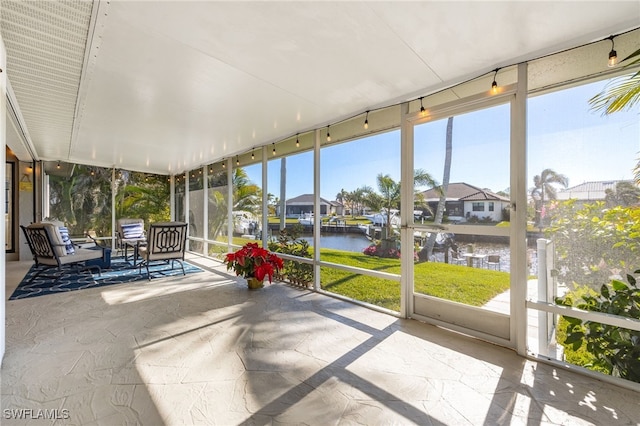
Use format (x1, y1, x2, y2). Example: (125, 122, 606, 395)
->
(121, 223, 144, 239)
(58, 226, 75, 255)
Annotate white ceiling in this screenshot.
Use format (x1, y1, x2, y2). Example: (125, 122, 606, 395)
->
(2, 1, 639, 175)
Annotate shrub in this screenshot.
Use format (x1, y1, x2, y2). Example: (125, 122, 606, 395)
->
(555, 269, 640, 383)
(267, 227, 313, 286)
(363, 242, 400, 259)
(547, 200, 640, 291)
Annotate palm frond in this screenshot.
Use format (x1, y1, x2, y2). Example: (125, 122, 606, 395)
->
(589, 73, 640, 115)
(621, 48, 640, 65)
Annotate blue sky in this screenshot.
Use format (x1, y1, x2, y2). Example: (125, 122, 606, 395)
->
(245, 77, 639, 201)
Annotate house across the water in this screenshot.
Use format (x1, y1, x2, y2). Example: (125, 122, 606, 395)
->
(418, 182, 510, 223)
(276, 194, 336, 218)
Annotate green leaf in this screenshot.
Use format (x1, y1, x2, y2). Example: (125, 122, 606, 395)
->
(555, 296, 572, 306)
(564, 331, 585, 344)
(621, 47, 640, 63)
(611, 279, 628, 292)
(564, 316, 582, 326)
(572, 340, 583, 351)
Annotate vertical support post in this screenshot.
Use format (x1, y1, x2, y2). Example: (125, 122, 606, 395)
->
(226, 158, 233, 253)
(537, 238, 549, 356)
(203, 165, 209, 256)
(42, 166, 49, 221)
(314, 128, 321, 291)
(400, 101, 413, 319)
(184, 172, 189, 251)
(279, 156, 286, 231)
(511, 62, 528, 355)
(262, 146, 268, 248)
(169, 174, 175, 222)
(0, 35, 7, 361)
(111, 167, 116, 251)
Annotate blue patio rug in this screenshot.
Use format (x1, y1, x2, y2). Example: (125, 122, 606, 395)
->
(10, 257, 204, 300)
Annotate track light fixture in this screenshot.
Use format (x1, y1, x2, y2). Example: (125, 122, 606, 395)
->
(326, 125, 331, 142)
(607, 35, 617, 67)
(419, 97, 425, 116)
(491, 69, 499, 94)
(236, 156, 240, 166)
(272, 143, 276, 156)
(296, 133, 300, 147)
(251, 149, 255, 160)
(363, 111, 369, 130)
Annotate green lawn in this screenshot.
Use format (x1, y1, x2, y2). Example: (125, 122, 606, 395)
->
(318, 248, 510, 312)
(212, 238, 511, 312)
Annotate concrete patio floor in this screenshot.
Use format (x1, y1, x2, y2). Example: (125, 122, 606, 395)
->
(2, 255, 639, 425)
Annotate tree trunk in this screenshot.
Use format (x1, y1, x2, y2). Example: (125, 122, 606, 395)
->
(426, 116, 453, 260)
(279, 157, 287, 231)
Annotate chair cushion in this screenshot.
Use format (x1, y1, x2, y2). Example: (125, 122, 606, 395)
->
(121, 223, 144, 239)
(58, 247, 104, 265)
(32, 222, 67, 257)
(58, 226, 75, 255)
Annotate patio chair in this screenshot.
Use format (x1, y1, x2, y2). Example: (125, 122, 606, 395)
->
(116, 218, 146, 263)
(137, 222, 188, 280)
(486, 255, 501, 271)
(21, 222, 105, 284)
(450, 249, 466, 266)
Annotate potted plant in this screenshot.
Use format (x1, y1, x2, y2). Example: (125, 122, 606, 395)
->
(224, 242, 284, 289)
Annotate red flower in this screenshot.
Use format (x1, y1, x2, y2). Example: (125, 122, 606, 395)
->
(223, 242, 284, 283)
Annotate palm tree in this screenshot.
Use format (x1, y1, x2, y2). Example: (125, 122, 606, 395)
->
(371, 171, 438, 238)
(116, 172, 170, 225)
(349, 186, 372, 217)
(207, 168, 262, 240)
(335, 188, 347, 214)
(267, 193, 277, 216)
(425, 116, 454, 259)
(48, 165, 113, 236)
(206, 169, 229, 241)
(232, 168, 260, 213)
(589, 48, 640, 184)
(531, 168, 569, 228)
(589, 49, 640, 115)
(374, 174, 401, 237)
(604, 181, 640, 207)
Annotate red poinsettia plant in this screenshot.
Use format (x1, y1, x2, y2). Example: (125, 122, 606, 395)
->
(224, 242, 284, 283)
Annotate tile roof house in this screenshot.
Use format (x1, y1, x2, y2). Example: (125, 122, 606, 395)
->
(277, 194, 335, 217)
(419, 183, 510, 222)
(556, 180, 634, 201)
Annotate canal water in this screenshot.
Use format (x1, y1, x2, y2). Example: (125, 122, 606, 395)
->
(298, 233, 372, 252)
(294, 233, 531, 274)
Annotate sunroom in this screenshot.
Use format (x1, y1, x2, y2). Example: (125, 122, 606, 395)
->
(2, 1, 639, 423)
